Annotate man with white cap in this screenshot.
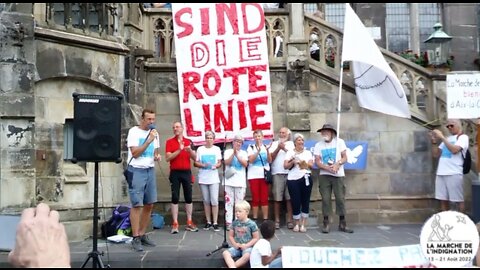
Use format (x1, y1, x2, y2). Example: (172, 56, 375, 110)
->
(313, 124, 353, 234)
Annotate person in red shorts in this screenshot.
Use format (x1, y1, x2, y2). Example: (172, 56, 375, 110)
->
(165, 121, 198, 233)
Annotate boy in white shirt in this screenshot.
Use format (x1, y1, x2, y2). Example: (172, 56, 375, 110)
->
(250, 220, 282, 268)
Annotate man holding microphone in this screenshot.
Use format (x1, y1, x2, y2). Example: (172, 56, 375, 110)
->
(126, 108, 162, 252)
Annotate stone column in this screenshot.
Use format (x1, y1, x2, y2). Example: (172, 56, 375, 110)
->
(285, 3, 310, 131)
(410, 3, 420, 55)
(289, 3, 304, 41)
(0, 3, 36, 208)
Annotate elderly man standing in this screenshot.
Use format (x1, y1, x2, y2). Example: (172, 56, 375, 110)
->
(314, 123, 353, 234)
(430, 119, 469, 213)
(269, 127, 294, 229)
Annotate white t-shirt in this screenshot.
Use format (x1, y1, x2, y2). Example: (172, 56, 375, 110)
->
(196, 145, 222, 185)
(247, 144, 270, 180)
(313, 137, 347, 177)
(223, 149, 247, 188)
(437, 134, 469, 176)
(126, 126, 160, 169)
(285, 149, 313, 180)
(270, 140, 294, 175)
(250, 238, 271, 268)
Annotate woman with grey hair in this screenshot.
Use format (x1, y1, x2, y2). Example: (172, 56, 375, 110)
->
(283, 133, 314, 233)
(223, 134, 248, 229)
(194, 131, 222, 231)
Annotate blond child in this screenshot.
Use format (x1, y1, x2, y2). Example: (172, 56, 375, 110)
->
(222, 200, 260, 268)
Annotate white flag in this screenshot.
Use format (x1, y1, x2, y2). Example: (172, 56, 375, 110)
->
(342, 3, 411, 118)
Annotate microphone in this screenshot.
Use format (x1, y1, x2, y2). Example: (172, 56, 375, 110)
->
(147, 124, 157, 141)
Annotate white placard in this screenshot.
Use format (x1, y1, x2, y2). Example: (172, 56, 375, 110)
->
(447, 72, 480, 119)
(171, 3, 274, 145)
(281, 245, 432, 268)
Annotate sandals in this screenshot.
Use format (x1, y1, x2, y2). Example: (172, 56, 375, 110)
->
(275, 221, 280, 230)
(287, 222, 294, 230)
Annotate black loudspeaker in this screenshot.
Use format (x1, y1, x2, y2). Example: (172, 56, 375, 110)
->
(72, 93, 123, 162)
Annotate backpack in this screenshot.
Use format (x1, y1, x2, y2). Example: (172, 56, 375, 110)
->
(462, 149, 472, 174)
(457, 134, 472, 174)
(101, 205, 132, 238)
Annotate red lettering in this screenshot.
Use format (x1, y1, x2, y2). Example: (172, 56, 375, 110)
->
(248, 65, 267, 92)
(202, 104, 212, 131)
(223, 67, 247, 95)
(241, 3, 264, 34)
(216, 3, 239, 35)
(200, 8, 210, 35)
(237, 101, 247, 130)
(213, 100, 233, 132)
(248, 96, 270, 130)
(216, 40, 226, 66)
(203, 69, 221, 96)
(182, 71, 204, 102)
(174, 8, 193, 39)
(239, 36, 262, 62)
(191, 42, 209, 68)
(184, 108, 202, 136)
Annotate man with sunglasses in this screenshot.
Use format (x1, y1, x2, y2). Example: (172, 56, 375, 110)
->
(430, 119, 469, 213)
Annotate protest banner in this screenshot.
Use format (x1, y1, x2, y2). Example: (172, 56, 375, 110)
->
(281, 245, 431, 268)
(172, 3, 273, 144)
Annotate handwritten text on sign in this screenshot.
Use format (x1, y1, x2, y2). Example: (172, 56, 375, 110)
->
(447, 72, 480, 119)
(172, 3, 273, 144)
(281, 245, 431, 268)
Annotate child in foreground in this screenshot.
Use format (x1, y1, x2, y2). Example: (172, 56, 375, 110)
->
(250, 220, 283, 268)
(222, 200, 260, 268)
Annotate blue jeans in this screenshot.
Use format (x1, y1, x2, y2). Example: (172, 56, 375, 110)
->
(269, 257, 283, 268)
(128, 166, 157, 207)
(287, 175, 313, 219)
(226, 246, 252, 258)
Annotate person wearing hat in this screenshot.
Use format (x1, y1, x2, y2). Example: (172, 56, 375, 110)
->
(313, 124, 353, 234)
(223, 134, 249, 230)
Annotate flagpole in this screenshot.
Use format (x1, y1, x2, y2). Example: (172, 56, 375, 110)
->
(336, 61, 345, 140)
(336, 3, 349, 161)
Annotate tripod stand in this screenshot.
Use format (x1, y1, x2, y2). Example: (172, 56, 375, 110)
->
(206, 140, 229, 256)
(81, 162, 108, 268)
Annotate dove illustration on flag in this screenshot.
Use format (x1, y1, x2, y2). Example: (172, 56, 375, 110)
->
(342, 3, 411, 118)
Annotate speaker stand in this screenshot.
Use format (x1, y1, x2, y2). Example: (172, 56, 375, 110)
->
(206, 139, 229, 256)
(81, 162, 109, 268)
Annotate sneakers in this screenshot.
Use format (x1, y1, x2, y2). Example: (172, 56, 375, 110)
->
(204, 223, 212, 231)
(287, 222, 294, 230)
(140, 234, 156, 247)
(322, 221, 330, 234)
(338, 221, 354, 233)
(275, 221, 281, 230)
(299, 225, 307, 233)
(131, 236, 144, 252)
(213, 224, 220, 232)
(293, 224, 299, 232)
(186, 221, 199, 232)
(171, 222, 179, 234)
